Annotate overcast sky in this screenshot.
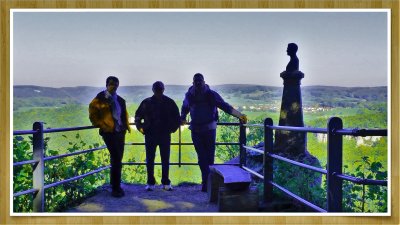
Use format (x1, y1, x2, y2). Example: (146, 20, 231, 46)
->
(12, 10, 389, 88)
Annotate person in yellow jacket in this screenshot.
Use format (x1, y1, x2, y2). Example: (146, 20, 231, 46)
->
(89, 76, 131, 197)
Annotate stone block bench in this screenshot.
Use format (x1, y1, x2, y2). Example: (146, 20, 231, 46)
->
(207, 165, 258, 212)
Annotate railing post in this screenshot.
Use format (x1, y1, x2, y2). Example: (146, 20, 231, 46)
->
(32, 122, 45, 212)
(264, 118, 274, 203)
(327, 117, 343, 212)
(178, 125, 182, 167)
(239, 122, 247, 166)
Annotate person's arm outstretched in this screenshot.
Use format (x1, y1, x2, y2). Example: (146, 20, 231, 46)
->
(180, 93, 190, 125)
(213, 91, 248, 124)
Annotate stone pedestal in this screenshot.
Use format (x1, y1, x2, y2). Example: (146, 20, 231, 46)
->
(274, 70, 306, 156)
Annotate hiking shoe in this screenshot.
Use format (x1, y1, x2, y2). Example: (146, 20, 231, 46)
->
(111, 188, 125, 198)
(145, 185, 155, 191)
(163, 184, 173, 191)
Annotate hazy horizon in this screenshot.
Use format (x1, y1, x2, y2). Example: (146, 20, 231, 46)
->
(12, 10, 389, 88)
(12, 83, 389, 89)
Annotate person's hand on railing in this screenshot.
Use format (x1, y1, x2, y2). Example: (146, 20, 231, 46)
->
(181, 119, 188, 126)
(139, 128, 145, 134)
(231, 108, 247, 124)
(239, 114, 248, 124)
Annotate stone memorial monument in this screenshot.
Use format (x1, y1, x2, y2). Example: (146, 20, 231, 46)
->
(274, 43, 306, 156)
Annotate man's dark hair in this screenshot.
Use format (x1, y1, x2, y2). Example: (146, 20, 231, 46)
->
(106, 76, 119, 86)
(193, 73, 204, 81)
(152, 81, 165, 91)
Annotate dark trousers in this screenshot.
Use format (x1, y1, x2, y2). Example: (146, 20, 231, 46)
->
(191, 129, 216, 185)
(145, 133, 171, 185)
(102, 131, 126, 191)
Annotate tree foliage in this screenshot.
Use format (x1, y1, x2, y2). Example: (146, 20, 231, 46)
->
(14, 133, 109, 212)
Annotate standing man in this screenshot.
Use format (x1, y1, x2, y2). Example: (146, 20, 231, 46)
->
(135, 81, 180, 191)
(181, 73, 248, 192)
(89, 76, 131, 198)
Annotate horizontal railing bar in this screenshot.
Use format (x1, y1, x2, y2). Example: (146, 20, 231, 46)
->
(13, 130, 38, 135)
(268, 125, 327, 134)
(126, 142, 147, 146)
(270, 181, 327, 213)
(123, 162, 198, 166)
(217, 122, 241, 126)
(243, 145, 264, 154)
(335, 173, 387, 186)
(172, 143, 193, 146)
(44, 165, 110, 190)
(178, 122, 240, 126)
(13, 159, 39, 167)
(243, 124, 264, 128)
(122, 162, 240, 166)
(44, 146, 107, 161)
(334, 129, 387, 137)
(43, 125, 95, 133)
(125, 142, 240, 146)
(126, 142, 191, 146)
(131, 122, 240, 126)
(13, 188, 38, 197)
(14, 124, 386, 137)
(303, 127, 328, 134)
(267, 153, 327, 174)
(242, 166, 264, 179)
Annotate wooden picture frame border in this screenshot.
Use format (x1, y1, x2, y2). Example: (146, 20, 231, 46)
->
(1, 1, 398, 224)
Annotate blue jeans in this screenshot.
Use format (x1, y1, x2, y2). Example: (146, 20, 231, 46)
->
(191, 129, 216, 185)
(145, 133, 171, 185)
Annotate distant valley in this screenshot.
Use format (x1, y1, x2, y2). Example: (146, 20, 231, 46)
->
(13, 84, 387, 111)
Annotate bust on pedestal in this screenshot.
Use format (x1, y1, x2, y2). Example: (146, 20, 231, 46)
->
(271, 43, 322, 210)
(274, 43, 306, 156)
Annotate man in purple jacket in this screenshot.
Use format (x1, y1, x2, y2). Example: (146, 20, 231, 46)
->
(181, 73, 248, 192)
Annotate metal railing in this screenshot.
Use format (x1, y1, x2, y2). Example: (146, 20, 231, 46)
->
(13, 122, 110, 212)
(13, 117, 387, 213)
(12, 121, 242, 212)
(241, 117, 387, 213)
